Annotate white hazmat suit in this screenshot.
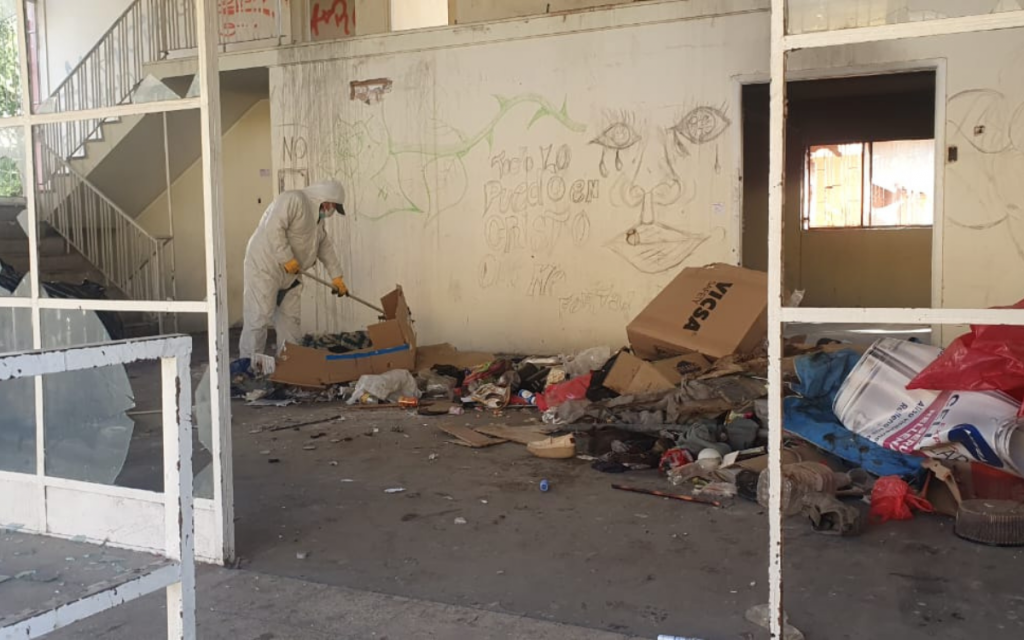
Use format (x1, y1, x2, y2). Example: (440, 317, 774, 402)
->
(239, 181, 347, 361)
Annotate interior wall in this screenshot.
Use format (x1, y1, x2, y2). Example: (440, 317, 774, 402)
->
(272, 5, 764, 353)
(137, 101, 274, 330)
(38, 0, 134, 94)
(743, 76, 935, 308)
(268, 1, 1024, 351)
(392, 0, 447, 31)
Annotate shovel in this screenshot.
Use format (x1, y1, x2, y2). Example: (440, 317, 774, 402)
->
(301, 271, 385, 316)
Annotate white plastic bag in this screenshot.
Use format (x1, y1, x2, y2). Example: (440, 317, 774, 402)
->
(348, 370, 421, 404)
(834, 338, 1024, 475)
(562, 346, 612, 378)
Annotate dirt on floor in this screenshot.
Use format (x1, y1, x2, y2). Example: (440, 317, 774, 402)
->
(223, 401, 1024, 640)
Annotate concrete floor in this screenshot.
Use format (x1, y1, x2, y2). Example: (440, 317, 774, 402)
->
(42, 565, 643, 640)
(222, 403, 1024, 640)
(24, 328, 1024, 639)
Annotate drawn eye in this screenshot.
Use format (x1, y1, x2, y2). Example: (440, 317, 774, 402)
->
(590, 122, 641, 177)
(592, 123, 641, 150)
(672, 106, 731, 145)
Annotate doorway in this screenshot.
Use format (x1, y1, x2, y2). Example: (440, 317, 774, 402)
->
(742, 71, 937, 308)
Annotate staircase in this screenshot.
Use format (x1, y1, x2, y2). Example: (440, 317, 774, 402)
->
(21, 0, 283, 313)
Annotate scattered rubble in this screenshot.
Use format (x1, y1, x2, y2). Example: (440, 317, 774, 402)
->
(235, 268, 1024, 547)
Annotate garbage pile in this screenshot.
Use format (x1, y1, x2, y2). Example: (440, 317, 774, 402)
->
(242, 266, 1024, 546)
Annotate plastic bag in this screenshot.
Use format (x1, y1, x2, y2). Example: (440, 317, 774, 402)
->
(536, 373, 592, 411)
(869, 476, 934, 524)
(347, 370, 421, 404)
(563, 346, 612, 379)
(418, 370, 457, 399)
(908, 298, 1024, 416)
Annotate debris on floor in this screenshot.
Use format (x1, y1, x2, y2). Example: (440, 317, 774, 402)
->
(235, 270, 1024, 547)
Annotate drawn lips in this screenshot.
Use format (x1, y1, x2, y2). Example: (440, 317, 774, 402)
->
(606, 222, 709, 274)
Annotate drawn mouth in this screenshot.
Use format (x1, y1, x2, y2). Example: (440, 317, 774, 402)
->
(606, 221, 710, 274)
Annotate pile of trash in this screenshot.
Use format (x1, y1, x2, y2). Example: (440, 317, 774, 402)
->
(241, 266, 1024, 545)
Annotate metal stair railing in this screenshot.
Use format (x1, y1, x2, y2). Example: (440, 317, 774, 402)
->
(37, 145, 163, 303)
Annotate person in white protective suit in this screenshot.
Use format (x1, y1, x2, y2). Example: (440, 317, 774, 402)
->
(239, 180, 349, 361)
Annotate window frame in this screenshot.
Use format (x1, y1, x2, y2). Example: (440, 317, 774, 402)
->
(802, 138, 936, 231)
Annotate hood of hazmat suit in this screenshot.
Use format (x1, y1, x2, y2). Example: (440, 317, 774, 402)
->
(244, 180, 347, 295)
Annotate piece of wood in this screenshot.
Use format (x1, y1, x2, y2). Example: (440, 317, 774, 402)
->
(610, 484, 721, 508)
(438, 424, 507, 448)
(473, 425, 552, 445)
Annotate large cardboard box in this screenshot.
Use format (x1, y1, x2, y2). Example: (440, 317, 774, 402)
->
(272, 287, 416, 388)
(627, 264, 768, 360)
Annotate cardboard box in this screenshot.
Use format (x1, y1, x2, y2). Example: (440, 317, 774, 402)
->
(627, 264, 768, 360)
(603, 351, 711, 395)
(272, 287, 416, 388)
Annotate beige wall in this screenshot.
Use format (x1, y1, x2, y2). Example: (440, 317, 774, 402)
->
(137, 101, 274, 330)
(260, 0, 1024, 352)
(449, 0, 636, 24)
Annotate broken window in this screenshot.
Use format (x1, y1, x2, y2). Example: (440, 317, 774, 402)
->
(803, 139, 934, 229)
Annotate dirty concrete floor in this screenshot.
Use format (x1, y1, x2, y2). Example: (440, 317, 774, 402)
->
(224, 403, 1024, 640)
(95, 332, 1024, 639)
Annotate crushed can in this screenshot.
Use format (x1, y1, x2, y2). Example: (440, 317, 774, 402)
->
(398, 397, 420, 408)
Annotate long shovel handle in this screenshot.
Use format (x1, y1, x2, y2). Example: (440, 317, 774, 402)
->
(301, 271, 385, 315)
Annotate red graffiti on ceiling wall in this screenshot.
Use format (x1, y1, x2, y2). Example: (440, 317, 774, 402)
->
(311, 0, 356, 38)
(219, 0, 277, 39)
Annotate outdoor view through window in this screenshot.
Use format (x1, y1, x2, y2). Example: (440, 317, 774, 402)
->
(804, 139, 935, 229)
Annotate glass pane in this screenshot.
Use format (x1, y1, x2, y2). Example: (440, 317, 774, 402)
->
(0, 124, 27, 297)
(32, 0, 197, 117)
(0, 274, 33, 473)
(32, 114, 206, 304)
(783, 322, 1024, 640)
(0, 0, 22, 119)
(40, 306, 137, 484)
(868, 139, 934, 227)
(788, 0, 1024, 34)
(806, 143, 864, 229)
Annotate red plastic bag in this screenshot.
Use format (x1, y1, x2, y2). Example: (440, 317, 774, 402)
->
(907, 298, 1024, 416)
(869, 476, 934, 524)
(536, 374, 592, 411)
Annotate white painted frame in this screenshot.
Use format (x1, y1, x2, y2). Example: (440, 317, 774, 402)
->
(766, 3, 1024, 638)
(0, 0, 233, 564)
(0, 336, 195, 640)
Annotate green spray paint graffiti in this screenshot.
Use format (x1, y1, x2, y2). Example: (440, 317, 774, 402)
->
(323, 94, 586, 221)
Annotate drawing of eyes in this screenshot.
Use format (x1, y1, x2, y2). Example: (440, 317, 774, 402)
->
(672, 106, 731, 146)
(591, 122, 641, 177)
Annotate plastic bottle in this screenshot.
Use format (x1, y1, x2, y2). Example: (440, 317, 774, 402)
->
(539, 479, 550, 492)
(657, 636, 707, 640)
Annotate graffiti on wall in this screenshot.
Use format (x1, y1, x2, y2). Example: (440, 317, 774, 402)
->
(593, 104, 730, 274)
(479, 140, 600, 299)
(311, 0, 355, 38)
(219, 0, 277, 40)
(325, 93, 587, 223)
(946, 71, 1024, 262)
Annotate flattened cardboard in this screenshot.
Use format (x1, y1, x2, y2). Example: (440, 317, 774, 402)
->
(439, 424, 506, 448)
(474, 425, 553, 445)
(627, 264, 768, 360)
(604, 351, 676, 395)
(272, 287, 416, 388)
(603, 352, 712, 396)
